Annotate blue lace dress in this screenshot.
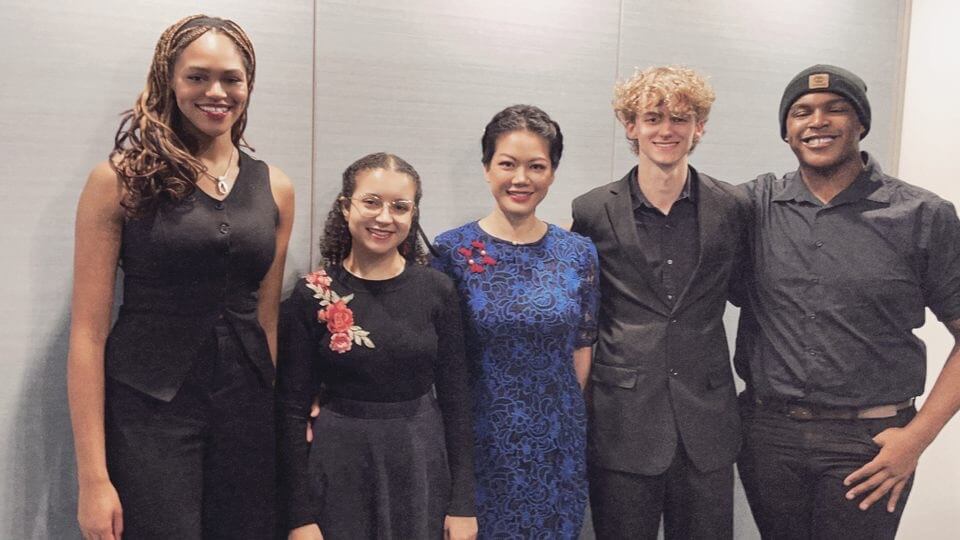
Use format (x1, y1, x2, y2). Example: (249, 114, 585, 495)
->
(432, 222, 599, 539)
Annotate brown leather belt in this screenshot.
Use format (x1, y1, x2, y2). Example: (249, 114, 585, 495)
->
(755, 396, 915, 420)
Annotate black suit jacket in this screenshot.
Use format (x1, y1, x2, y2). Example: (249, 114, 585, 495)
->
(571, 166, 747, 475)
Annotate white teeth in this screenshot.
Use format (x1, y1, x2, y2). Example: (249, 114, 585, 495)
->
(198, 104, 230, 113)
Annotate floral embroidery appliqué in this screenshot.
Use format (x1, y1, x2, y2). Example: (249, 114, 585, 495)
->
(457, 240, 497, 273)
(304, 269, 375, 353)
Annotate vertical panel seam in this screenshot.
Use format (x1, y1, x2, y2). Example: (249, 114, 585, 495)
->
(891, 0, 912, 177)
(309, 0, 319, 267)
(609, 0, 625, 182)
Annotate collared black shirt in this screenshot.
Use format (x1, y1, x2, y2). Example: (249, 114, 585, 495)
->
(737, 152, 960, 407)
(628, 167, 700, 305)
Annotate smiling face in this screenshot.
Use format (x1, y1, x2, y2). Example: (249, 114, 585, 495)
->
(785, 92, 864, 173)
(342, 168, 417, 261)
(170, 30, 249, 141)
(626, 104, 705, 169)
(484, 130, 555, 220)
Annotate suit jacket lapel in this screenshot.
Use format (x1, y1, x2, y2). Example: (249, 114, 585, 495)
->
(673, 169, 723, 311)
(603, 171, 672, 315)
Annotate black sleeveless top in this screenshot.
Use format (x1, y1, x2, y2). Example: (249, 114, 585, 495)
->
(105, 151, 278, 401)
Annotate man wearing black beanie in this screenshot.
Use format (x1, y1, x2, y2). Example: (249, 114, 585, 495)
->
(734, 64, 960, 539)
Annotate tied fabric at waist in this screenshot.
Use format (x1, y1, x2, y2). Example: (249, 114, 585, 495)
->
(107, 297, 275, 402)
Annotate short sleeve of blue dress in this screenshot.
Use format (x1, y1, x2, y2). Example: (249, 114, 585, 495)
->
(432, 222, 599, 538)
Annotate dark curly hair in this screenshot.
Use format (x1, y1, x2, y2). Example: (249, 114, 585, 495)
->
(110, 15, 256, 218)
(320, 153, 427, 266)
(481, 104, 563, 170)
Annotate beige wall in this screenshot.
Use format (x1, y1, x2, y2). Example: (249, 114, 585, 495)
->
(897, 0, 960, 537)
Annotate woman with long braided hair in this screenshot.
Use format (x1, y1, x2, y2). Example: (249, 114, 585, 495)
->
(68, 15, 294, 539)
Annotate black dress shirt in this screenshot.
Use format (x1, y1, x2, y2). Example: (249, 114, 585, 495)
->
(736, 152, 960, 407)
(628, 167, 700, 305)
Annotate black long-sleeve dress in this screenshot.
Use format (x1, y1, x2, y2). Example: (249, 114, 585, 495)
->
(277, 263, 475, 538)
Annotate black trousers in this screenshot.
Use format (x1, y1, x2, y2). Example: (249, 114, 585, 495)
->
(738, 404, 916, 540)
(588, 443, 733, 540)
(105, 323, 275, 539)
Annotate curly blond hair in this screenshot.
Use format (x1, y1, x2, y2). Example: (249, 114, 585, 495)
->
(613, 66, 715, 154)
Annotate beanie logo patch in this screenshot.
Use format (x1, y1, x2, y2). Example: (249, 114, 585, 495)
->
(808, 74, 830, 89)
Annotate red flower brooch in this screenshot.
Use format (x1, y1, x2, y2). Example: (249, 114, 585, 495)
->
(457, 240, 497, 273)
(305, 269, 375, 354)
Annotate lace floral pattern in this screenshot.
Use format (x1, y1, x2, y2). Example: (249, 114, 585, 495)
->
(432, 222, 599, 538)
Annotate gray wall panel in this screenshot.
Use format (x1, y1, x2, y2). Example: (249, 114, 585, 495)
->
(615, 0, 906, 183)
(312, 0, 621, 255)
(228, 1, 316, 281)
(0, 2, 313, 537)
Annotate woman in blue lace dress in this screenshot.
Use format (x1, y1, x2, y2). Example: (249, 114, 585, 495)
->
(432, 105, 599, 538)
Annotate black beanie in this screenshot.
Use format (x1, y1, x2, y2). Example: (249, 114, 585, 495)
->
(779, 64, 871, 140)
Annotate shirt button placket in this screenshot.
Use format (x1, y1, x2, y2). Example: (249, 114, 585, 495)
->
(802, 214, 827, 362)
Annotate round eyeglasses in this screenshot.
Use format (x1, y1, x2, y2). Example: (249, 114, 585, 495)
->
(341, 194, 416, 217)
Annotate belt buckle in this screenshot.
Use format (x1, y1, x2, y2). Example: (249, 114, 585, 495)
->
(785, 404, 815, 421)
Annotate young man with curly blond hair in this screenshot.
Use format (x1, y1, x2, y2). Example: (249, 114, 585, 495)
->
(571, 66, 748, 539)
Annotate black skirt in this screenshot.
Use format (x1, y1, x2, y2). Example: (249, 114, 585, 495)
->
(309, 393, 450, 539)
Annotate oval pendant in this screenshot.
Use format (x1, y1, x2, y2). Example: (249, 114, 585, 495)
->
(217, 178, 228, 195)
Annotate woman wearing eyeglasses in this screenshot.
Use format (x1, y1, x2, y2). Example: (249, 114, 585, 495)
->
(276, 153, 478, 540)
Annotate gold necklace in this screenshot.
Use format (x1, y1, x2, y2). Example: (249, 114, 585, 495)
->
(203, 146, 237, 196)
